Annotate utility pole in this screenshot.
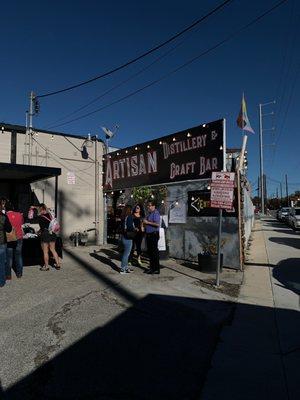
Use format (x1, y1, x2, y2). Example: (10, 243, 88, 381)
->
(259, 104, 264, 214)
(28, 91, 34, 165)
(280, 182, 283, 205)
(94, 135, 100, 246)
(285, 174, 289, 206)
(258, 100, 275, 214)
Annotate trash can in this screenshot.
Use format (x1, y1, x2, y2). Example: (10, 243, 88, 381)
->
(197, 254, 223, 273)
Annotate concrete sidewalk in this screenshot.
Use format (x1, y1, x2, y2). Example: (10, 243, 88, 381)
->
(201, 219, 299, 400)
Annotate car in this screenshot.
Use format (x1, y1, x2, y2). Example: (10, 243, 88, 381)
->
(288, 207, 300, 231)
(278, 207, 291, 222)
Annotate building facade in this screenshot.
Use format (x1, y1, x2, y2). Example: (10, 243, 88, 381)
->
(0, 123, 105, 243)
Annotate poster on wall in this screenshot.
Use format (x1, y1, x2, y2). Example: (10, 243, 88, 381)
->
(188, 190, 237, 217)
(67, 172, 76, 185)
(169, 201, 187, 224)
(104, 119, 225, 190)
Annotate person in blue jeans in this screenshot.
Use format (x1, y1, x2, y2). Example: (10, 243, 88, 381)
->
(120, 205, 136, 274)
(0, 212, 12, 287)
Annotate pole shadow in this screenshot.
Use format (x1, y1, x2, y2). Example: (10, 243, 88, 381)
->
(268, 237, 300, 250)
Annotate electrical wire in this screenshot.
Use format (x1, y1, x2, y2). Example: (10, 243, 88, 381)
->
(32, 136, 95, 186)
(47, 0, 288, 130)
(44, 27, 205, 128)
(37, 0, 234, 98)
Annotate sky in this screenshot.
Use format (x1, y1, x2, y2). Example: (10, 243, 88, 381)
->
(1, 0, 299, 196)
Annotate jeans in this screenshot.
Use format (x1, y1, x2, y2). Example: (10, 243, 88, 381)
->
(6, 239, 23, 277)
(121, 236, 133, 271)
(0, 244, 7, 287)
(130, 232, 143, 260)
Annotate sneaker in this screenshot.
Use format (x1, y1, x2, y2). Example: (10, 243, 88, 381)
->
(120, 270, 128, 275)
(127, 267, 134, 272)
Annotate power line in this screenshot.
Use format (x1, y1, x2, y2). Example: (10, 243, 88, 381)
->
(44, 27, 203, 128)
(37, 0, 234, 98)
(46, 0, 288, 130)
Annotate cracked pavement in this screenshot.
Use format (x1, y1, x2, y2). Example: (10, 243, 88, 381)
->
(0, 244, 242, 399)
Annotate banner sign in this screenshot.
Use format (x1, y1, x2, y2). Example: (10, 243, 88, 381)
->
(188, 190, 237, 217)
(210, 172, 235, 209)
(104, 119, 224, 190)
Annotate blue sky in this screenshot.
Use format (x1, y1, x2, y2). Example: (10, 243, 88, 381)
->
(1, 0, 299, 196)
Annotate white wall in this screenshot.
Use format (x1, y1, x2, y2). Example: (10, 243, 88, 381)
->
(0, 127, 104, 243)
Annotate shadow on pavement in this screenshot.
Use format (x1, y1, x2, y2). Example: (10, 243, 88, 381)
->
(268, 237, 300, 250)
(90, 252, 120, 272)
(2, 249, 300, 400)
(273, 258, 300, 296)
(270, 229, 299, 236)
(244, 262, 275, 268)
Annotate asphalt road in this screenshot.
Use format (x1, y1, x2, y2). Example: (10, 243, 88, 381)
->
(0, 245, 241, 400)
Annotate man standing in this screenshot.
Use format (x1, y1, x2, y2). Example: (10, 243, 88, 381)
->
(144, 201, 160, 274)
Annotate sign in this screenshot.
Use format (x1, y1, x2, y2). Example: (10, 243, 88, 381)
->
(67, 172, 76, 185)
(104, 119, 224, 190)
(158, 228, 166, 251)
(188, 190, 237, 217)
(169, 201, 186, 224)
(210, 172, 235, 209)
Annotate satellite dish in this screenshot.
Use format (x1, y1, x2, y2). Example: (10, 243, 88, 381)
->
(101, 126, 114, 139)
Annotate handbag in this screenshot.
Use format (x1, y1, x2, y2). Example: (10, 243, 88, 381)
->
(124, 217, 137, 240)
(6, 227, 17, 242)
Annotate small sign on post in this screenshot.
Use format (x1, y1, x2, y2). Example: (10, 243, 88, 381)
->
(210, 172, 235, 286)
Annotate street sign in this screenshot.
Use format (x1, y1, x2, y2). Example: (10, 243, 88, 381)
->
(210, 172, 235, 209)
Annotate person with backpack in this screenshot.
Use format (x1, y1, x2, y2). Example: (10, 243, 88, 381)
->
(6, 202, 24, 279)
(30, 204, 61, 271)
(0, 212, 12, 287)
(120, 205, 137, 274)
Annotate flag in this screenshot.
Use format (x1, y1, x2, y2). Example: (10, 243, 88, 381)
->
(237, 94, 254, 133)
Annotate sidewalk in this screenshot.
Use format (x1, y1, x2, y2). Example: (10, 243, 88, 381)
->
(201, 219, 297, 400)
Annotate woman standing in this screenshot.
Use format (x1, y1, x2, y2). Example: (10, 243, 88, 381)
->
(6, 202, 24, 279)
(129, 204, 144, 265)
(120, 205, 136, 274)
(31, 204, 61, 271)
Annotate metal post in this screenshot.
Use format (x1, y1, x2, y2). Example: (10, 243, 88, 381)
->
(54, 175, 58, 217)
(259, 103, 264, 215)
(103, 138, 109, 244)
(215, 118, 227, 287)
(95, 136, 100, 246)
(285, 174, 289, 206)
(216, 208, 223, 287)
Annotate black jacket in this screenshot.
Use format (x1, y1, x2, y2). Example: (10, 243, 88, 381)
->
(0, 213, 12, 245)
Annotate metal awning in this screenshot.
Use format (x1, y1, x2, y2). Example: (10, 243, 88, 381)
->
(0, 163, 61, 183)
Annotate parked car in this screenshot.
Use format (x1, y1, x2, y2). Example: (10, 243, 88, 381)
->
(288, 207, 300, 230)
(278, 207, 291, 222)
